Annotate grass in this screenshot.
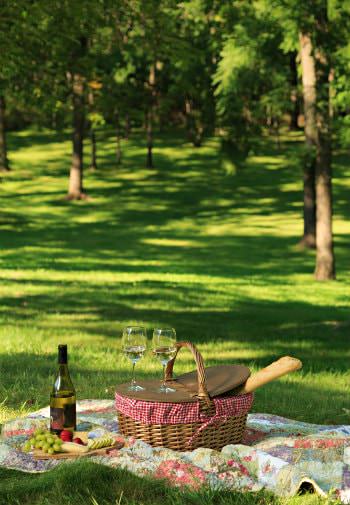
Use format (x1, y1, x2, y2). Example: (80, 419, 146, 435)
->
(0, 127, 349, 504)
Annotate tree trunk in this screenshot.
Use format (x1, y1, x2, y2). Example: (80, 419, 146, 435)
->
(90, 128, 97, 171)
(0, 95, 10, 172)
(185, 98, 194, 143)
(116, 112, 121, 165)
(314, 12, 335, 280)
(146, 64, 156, 168)
(185, 98, 203, 147)
(67, 74, 86, 200)
(124, 112, 130, 140)
(88, 91, 97, 171)
(289, 52, 300, 130)
(299, 33, 317, 248)
(314, 131, 335, 280)
(146, 109, 153, 168)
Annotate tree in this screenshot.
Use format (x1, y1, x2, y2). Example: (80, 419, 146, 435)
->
(261, 0, 338, 278)
(36, 1, 114, 199)
(289, 51, 301, 130)
(312, 3, 335, 279)
(0, 95, 9, 172)
(213, 3, 290, 157)
(299, 32, 317, 248)
(170, 1, 219, 147)
(68, 70, 86, 199)
(0, 0, 47, 173)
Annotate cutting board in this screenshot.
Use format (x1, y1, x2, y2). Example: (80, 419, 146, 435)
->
(31, 430, 124, 460)
(33, 440, 124, 460)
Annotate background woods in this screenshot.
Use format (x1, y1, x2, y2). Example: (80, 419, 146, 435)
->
(2, 0, 350, 279)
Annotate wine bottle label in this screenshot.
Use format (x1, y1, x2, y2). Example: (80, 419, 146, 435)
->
(50, 403, 76, 432)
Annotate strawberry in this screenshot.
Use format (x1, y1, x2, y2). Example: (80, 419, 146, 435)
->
(72, 437, 85, 445)
(60, 430, 73, 441)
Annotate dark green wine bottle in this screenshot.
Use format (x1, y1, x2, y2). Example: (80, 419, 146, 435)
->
(50, 344, 76, 434)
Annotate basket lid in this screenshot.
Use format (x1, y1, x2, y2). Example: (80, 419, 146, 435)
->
(115, 363, 250, 403)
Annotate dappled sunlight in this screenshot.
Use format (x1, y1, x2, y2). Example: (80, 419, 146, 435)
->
(1, 130, 350, 425)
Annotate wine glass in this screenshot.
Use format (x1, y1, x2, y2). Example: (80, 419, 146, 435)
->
(122, 326, 147, 391)
(152, 327, 177, 393)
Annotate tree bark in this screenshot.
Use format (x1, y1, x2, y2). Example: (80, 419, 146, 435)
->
(289, 52, 300, 130)
(124, 112, 130, 140)
(146, 63, 156, 168)
(185, 97, 203, 147)
(146, 108, 153, 168)
(67, 74, 86, 199)
(0, 95, 10, 172)
(90, 128, 97, 171)
(299, 33, 317, 248)
(314, 12, 335, 280)
(88, 91, 97, 171)
(116, 112, 121, 165)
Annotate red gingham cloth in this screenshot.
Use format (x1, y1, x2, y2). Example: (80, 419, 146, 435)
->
(115, 392, 253, 426)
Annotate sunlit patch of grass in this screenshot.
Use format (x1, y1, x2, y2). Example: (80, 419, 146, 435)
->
(0, 128, 349, 504)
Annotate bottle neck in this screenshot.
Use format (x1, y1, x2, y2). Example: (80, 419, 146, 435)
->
(58, 345, 68, 364)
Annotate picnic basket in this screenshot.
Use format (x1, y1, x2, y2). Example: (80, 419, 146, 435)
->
(115, 341, 254, 451)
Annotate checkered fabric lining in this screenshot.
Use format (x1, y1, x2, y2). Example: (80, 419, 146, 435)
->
(115, 392, 253, 425)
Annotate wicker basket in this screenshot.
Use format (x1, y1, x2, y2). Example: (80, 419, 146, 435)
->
(116, 341, 253, 451)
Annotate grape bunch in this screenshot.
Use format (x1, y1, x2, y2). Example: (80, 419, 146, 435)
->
(23, 429, 63, 455)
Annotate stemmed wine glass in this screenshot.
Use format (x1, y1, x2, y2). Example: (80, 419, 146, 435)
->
(152, 327, 177, 393)
(122, 326, 147, 391)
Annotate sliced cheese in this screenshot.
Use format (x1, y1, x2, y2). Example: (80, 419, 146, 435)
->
(61, 442, 89, 454)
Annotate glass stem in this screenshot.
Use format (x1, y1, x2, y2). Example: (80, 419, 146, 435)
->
(162, 364, 166, 389)
(131, 362, 136, 387)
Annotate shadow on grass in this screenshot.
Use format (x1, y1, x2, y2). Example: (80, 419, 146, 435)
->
(0, 462, 280, 505)
(1, 129, 350, 427)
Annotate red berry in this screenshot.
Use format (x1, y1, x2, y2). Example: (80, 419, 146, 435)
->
(60, 430, 73, 441)
(72, 437, 85, 445)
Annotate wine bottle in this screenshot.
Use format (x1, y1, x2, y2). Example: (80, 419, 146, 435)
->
(50, 344, 76, 434)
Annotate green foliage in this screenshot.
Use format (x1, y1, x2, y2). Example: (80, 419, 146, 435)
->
(213, 7, 290, 155)
(1, 0, 350, 144)
(334, 116, 350, 148)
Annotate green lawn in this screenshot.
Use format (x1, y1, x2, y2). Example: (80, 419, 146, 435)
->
(0, 128, 348, 504)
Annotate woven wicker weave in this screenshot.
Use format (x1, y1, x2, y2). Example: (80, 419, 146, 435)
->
(116, 342, 252, 451)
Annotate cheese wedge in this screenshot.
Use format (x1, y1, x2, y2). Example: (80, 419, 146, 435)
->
(61, 442, 89, 454)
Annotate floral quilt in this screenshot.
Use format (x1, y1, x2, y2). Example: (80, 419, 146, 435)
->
(1, 400, 350, 502)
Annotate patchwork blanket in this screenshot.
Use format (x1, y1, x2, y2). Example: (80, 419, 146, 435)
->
(1, 400, 350, 502)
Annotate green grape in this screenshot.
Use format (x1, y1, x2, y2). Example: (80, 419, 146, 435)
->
(36, 434, 45, 441)
(35, 442, 42, 449)
(46, 437, 54, 445)
(23, 442, 31, 452)
(47, 448, 54, 455)
(37, 441, 44, 448)
(42, 443, 49, 451)
(52, 443, 62, 452)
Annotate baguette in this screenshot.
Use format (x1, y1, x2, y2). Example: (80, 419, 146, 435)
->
(238, 356, 302, 394)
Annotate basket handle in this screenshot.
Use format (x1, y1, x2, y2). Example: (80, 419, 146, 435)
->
(165, 341, 211, 404)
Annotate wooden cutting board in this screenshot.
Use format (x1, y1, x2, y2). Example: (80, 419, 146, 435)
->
(31, 431, 124, 460)
(33, 440, 124, 460)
